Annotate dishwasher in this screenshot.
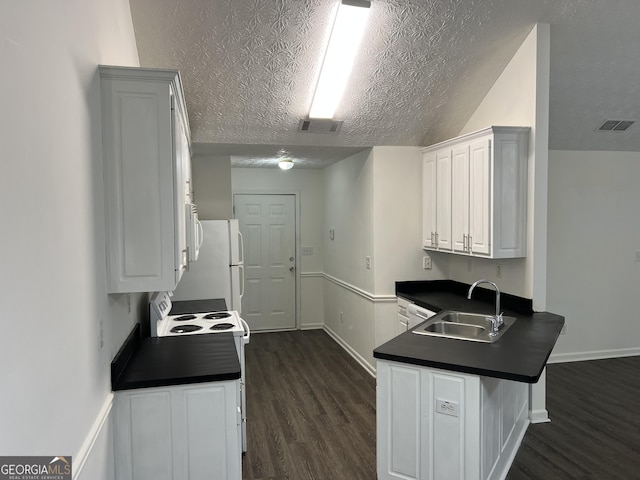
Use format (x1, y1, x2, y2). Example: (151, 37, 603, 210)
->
(406, 302, 437, 329)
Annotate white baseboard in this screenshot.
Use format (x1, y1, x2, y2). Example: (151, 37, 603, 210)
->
(73, 393, 114, 480)
(300, 323, 324, 330)
(529, 409, 550, 424)
(548, 348, 640, 364)
(323, 325, 376, 378)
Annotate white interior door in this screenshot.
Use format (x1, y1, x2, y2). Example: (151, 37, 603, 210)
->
(234, 194, 296, 331)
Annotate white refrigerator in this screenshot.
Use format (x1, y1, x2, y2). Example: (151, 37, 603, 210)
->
(171, 219, 244, 312)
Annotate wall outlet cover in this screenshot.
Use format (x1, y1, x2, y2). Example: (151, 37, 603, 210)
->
(436, 398, 459, 417)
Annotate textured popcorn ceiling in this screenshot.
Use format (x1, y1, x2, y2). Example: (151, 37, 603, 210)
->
(129, 0, 640, 167)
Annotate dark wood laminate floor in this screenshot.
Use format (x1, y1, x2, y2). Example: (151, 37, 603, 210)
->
(242, 330, 377, 480)
(242, 330, 640, 480)
(509, 356, 640, 480)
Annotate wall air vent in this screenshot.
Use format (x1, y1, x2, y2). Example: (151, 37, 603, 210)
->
(298, 118, 343, 134)
(597, 119, 636, 132)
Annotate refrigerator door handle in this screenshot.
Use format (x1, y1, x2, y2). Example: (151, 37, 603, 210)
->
(196, 218, 204, 250)
(239, 264, 245, 298)
(237, 230, 244, 265)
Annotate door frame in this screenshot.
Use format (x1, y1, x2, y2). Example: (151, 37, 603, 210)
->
(232, 190, 301, 330)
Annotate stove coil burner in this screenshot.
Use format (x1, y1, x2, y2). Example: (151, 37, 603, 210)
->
(203, 312, 232, 320)
(170, 325, 203, 333)
(173, 315, 197, 322)
(209, 323, 234, 331)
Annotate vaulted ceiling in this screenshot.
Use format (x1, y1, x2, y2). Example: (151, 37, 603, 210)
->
(129, 0, 640, 167)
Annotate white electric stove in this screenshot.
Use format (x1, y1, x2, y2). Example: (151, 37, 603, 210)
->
(149, 291, 250, 452)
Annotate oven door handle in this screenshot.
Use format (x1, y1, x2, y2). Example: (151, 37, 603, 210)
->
(240, 318, 251, 344)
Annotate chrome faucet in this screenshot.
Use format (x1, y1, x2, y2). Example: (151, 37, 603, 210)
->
(467, 279, 503, 334)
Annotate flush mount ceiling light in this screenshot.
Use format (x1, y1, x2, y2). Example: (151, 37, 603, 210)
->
(308, 0, 371, 119)
(278, 158, 294, 170)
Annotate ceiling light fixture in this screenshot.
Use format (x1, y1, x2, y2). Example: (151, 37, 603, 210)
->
(308, 0, 371, 119)
(278, 158, 294, 170)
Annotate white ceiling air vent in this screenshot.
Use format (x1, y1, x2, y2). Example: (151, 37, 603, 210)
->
(597, 119, 636, 131)
(298, 118, 343, 134)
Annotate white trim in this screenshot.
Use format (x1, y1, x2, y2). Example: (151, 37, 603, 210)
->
(529, 409, 550, 424)
(322, 273, 396, 303)
(73, 393, 114, 480)
(548, 348, 640, 364)
(300, 323, 324, 330)
(323, 324, 376, 378)
(300, 271, 323, 278)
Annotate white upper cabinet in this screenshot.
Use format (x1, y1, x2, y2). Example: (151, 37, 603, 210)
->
(100, 66, 192, 293)
(422, 126, 529, 259)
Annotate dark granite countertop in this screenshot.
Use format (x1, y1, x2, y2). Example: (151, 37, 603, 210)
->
(111, 324, 240, 391)
(373, 280, 564, 383)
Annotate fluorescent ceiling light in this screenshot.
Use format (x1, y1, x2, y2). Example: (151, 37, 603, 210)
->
(309, 0, 371, 119)
(278, 158, 294, 170)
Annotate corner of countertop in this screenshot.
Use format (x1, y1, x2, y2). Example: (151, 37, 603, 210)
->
(111, 323, 141, 391)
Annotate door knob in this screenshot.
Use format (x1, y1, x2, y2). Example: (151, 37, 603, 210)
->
(289, 256, 294, 262)
(289, 266, 295, 272)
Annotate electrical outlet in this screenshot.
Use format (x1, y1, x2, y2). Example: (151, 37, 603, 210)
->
(340, 312, 344, 323)
(423, 255, 432, 269)
(635, 251, 640, 262)
(436, 398, 459, 417)
(365, 256, 372, 269)
(496, 264, 503, 278)
(329, 228, 335, 240)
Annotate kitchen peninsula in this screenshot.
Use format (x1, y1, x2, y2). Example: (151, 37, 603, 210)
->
(375, 280, 564, 480)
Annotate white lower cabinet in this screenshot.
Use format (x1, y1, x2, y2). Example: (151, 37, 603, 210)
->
(114, 381, 241, 480)
(377, 360, 528, 480)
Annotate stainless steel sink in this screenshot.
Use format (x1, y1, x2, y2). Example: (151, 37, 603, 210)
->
(412, 310, 515, 343)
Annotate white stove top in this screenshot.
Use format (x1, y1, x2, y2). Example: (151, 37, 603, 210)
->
(160, 310, 243, 337)
(149, 291, 245, 338)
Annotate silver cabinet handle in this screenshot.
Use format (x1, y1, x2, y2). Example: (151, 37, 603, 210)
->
(463, 234, 467, 251)
(468, 235, 472, 252)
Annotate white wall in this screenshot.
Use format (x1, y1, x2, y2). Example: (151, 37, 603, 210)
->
(452, 24, 550, 304)
(232, 167, 326, 327)
(323, 150, 375, 290)
(192, 154, 233, 220)
(0, 0, 140, 476)
(547, 150, 640, 361)
(372, 147, 448, 295)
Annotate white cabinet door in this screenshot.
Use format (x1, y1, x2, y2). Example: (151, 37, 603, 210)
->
(114, 381, 242, 480)
(422, 153, 437, 249)
(377, 362, 427, 480)
(435, 150, 452, 251)
(468, 137, 491, 255)
(100, 66, 191, 293)
(452, 144, 470, 253)
(422, 150, 452, 251)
